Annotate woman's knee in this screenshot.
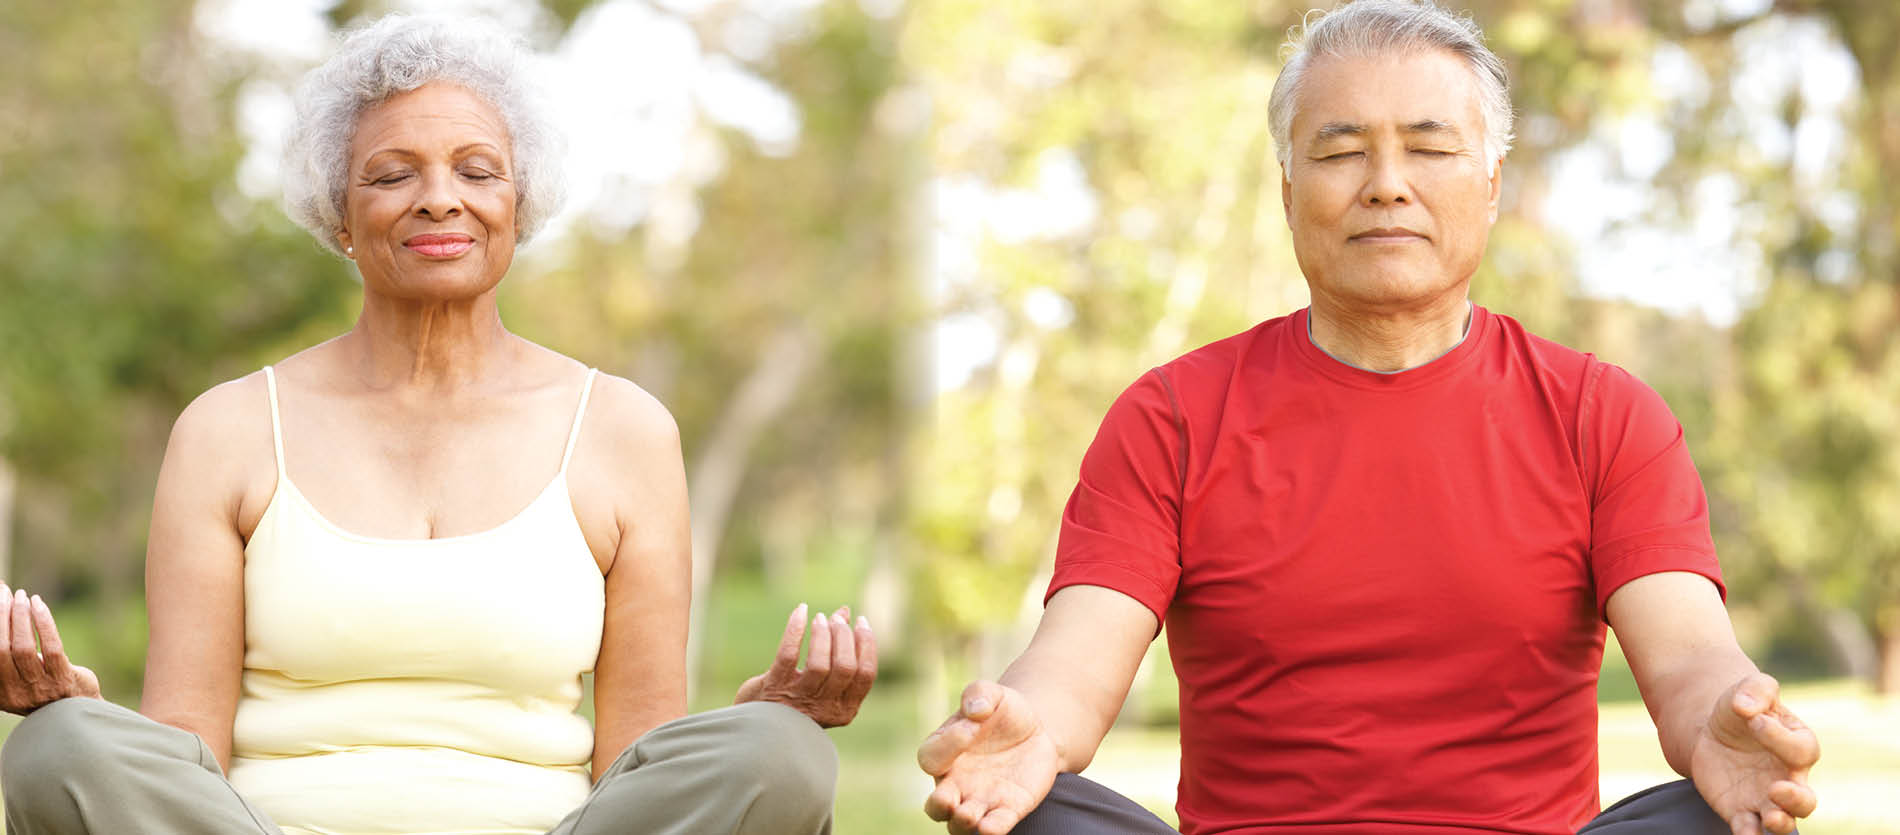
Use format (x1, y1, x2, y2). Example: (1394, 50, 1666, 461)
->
(2, 698, 118, 799)
(719, 702, 838, 795)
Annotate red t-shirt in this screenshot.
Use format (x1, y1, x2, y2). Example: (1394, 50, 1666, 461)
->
(1049, 305, 1723, 834)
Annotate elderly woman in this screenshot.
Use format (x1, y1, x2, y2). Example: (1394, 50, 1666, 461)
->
(0, 14, 873, 835)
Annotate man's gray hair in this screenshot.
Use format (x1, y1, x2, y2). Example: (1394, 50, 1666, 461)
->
(1268, 0, 1514, 168)
(281, 14, 567, 257)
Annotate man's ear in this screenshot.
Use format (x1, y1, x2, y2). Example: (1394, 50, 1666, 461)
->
(1487, 157, 1503, 224)
(1281, 166, 1294, 230)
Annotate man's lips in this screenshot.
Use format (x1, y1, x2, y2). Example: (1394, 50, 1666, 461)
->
(1349, 227, 1427, 243)
(403, 234, 474, 257)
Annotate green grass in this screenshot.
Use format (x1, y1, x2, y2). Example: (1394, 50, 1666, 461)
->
(6, 678, 1892, 834)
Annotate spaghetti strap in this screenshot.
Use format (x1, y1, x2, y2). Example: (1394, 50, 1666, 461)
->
(263, 366, 287, 479)
(559, 369, 598, 474)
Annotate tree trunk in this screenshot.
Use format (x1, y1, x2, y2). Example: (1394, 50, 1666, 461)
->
(0, 457, 14, 583)
(685, 325, 818, 697)
(1879, 603, 1900, 695)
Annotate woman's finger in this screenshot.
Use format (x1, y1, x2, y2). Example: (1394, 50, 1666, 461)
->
(843, 615, 877, 705)
(9, 590, 40, 681)
(0, 585, 14, 665)
(818, 612, 857, 700)
(30, 596, 78, 688)
(798, 613, 832, 690)
(768, 604, 809, 684)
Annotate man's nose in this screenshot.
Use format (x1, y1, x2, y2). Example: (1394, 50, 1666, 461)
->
(1360, 155, 1412, 206)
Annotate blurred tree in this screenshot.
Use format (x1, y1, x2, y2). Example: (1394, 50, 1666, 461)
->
(900, 0, 1900, 708)
(0, 0, 918, 703)
(507, 0, 920, 694)
(0, 0, 357, 696)
(1610, 0, 1900, 692)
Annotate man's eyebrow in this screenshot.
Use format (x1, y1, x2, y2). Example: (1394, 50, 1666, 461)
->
(1313, 122, 1367, 142)
(1403, 119, 1459, 135)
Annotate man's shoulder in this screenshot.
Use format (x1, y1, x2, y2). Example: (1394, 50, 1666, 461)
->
(1484, 307, 1602, 382)
(1154, 312, 1297, 388)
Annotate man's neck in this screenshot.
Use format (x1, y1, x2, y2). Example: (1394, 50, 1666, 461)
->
(1307, 296, 1474, 373)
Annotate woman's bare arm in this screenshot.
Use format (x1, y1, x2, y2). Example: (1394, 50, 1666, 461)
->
(140, 378, 265, 772)
(581, 376, 693, 780)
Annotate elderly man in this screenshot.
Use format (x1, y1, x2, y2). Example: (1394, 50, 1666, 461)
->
(917, 2, 1819, 834)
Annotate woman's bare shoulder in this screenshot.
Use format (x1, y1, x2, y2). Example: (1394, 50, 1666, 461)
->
(161, 371, 278, 517)
(582, 372, 682, 459)
(170, 372, 272, 452)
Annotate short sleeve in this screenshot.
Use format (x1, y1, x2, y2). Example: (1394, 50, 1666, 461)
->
(1046, 368, 1186, 622)
(1582, 360, 1725, 617)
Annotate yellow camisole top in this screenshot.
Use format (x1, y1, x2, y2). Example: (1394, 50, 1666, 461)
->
(229, 366, 606, 835)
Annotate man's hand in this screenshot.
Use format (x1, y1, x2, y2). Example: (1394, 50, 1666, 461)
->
(0, 585, 102, 715)
(733, 603, 876, 728)
(1690, 673, 1819, 835)
(919, 680, 1061, 835)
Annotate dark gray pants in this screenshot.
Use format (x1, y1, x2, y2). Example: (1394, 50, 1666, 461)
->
(2, 697, 837, 835)
(1013, 772, 1735, 834)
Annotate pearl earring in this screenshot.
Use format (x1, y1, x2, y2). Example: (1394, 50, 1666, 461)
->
(346, 245, 354, 256)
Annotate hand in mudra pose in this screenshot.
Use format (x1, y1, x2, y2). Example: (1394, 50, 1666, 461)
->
(0, 585, 101, 715)
(735, 604, 877, 728)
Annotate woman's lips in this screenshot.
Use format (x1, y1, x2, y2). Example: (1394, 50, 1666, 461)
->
(404, 234, 474, 257)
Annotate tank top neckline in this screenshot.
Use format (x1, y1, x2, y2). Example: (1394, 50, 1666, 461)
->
(258, 365, 598, 546)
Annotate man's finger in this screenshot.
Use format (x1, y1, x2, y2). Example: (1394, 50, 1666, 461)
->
(1729, 673, 1781, 720)
(842, 615, 878, 705)
(1768, 779, 1817, 818)
(770, 604, 810, 681)
(952, 797, 989, 832)
(1759, 805, 1795, 835)
(1746, 711, 1821, 769)
(924, 780, 961, 822)
(1728, 810, 1763, 835)
(976, 806, 1022, 835)
(918, 717, 979, 775)
(959, 680, 1005, 721)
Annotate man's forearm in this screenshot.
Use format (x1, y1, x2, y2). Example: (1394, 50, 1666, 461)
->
(997, 585, 1158, 774)
(1643, 647, 1759, 776)
(998, 647, 1125, 773)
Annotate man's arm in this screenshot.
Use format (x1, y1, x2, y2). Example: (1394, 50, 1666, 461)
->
(919, 585, 1156, 835)
(1607, 571, 1820, 835)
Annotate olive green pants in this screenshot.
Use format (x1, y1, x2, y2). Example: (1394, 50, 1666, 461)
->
(2, 698, 836, 835)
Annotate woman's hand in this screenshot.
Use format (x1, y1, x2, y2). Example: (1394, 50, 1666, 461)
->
(734, 603, 877, 728)
(0, 585, 102, 715)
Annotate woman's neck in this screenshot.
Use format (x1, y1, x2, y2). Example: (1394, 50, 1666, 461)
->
(341, 290, 516, 390)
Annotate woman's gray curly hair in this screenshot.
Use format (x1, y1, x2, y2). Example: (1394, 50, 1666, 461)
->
(282, 14, 567, 257)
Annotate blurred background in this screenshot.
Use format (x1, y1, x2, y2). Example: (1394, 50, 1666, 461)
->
(1, 0, 1896, 831)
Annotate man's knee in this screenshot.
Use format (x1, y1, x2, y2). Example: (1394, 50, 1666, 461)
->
(1583, 781, 1731, 835)
(1014, 773, 1178, 835)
